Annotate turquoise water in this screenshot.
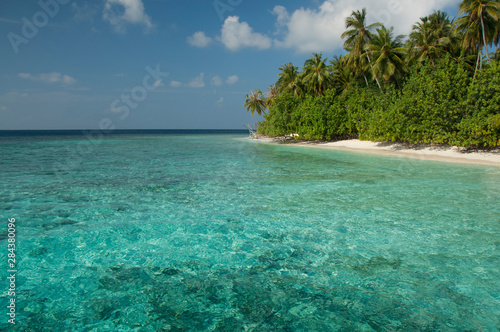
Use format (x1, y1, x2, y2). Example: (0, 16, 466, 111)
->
(1, 133, 499, 331)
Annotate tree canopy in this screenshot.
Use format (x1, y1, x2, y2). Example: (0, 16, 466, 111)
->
(245, 1, 500, 148)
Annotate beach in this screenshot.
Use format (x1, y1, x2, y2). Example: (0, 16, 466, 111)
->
(253, 137, 500, 167)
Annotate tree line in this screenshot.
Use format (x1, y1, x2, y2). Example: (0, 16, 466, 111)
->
(244, 0, 500, 148)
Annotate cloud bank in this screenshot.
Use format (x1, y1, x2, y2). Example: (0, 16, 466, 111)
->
(19, 72, 76, 85)
(188, 73, 205, 88)
(103, 0, 153, 33)
(188, 31, 213, 48)
(211, 76, 223, 86)
(197, 0, 460, 53)
(275, 0, 460, 53)
(226, 75, 239, 85)
(220, 16, 272, 51)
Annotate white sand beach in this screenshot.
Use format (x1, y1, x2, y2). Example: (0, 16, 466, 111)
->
(253, 137, 500, 167)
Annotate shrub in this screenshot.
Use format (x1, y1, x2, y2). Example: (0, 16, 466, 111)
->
(457, 61, 500, 148)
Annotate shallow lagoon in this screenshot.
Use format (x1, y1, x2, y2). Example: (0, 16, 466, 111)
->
(1, 133, 499, 331)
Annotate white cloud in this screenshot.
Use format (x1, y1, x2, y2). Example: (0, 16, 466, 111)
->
(187, 31, 212, 48)
(220, 16, 272, 51)
(272, 5, 289, 34)
(170, 81, 183, 87)
(274, 0, 460, 53)
(72, 2, 99, 22)
(103, 0, 153, 33)
(211, 76, 223, 86)
(226, 75, 239, 85)
(188, 73, 205, 88)
(18, 72, 76, 85)
(153, 80, 165, 87)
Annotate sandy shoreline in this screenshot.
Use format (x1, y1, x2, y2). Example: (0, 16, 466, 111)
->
(252, 137, 500, 167)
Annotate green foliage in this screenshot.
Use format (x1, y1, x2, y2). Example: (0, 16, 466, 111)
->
(257, 93, 301, 137)
(301, 53, 333, 95)
(292, 90, 354, 140)
(244, 89, 266, 116)
(258, 89, 358, 140)
(382, 56, 470, 144)
(457, 60, 500, 147)
(365, 26, 407, 86)
(259, 57, 499, 148)
(251, 4, 500, 149)
(353, 87, 399, 141)
(406, 11, 457, 69)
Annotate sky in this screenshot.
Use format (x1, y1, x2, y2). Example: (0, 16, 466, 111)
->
(0, 0, 461, 130)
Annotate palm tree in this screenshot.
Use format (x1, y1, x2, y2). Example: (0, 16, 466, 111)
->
(429, 11, 465, 60)
(330, 55, 356, 94)
(301, 53, 332, 95)
(456, 0, 500, 77)
(407, 14, 453, 68)
(365, 26, 407, 88)
(265, 84, 279, 109)
(341, 8, 382, 89)
(407, 17, 439, 68)
(276, 63, 303, 98)
(429, 11, 460, 54)
(429, 11, 455, 38)
(244, 89, 266, 116)
(492, 11, 500, 54)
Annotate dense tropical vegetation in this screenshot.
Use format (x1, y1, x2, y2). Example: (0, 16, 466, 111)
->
(244, 0, 500, 148)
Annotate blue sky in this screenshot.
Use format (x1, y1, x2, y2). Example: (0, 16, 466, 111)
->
(0, 0, 461, 130)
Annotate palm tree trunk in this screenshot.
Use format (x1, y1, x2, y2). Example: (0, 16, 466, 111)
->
(373, 73, 382, 91)
(473, 51, 481, 84)
(374, 76, 382, 90)
(481, 16, 491, 63)
(480, 47, 483, 69)
(366, 53, 382, 91)
(363, 73, 369, 87)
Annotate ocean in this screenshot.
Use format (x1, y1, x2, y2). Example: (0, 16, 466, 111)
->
(1, 130, 499, 330)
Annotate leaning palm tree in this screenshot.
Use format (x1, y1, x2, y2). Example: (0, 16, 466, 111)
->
(244, 89, 266, 116)
(456, 0, 500, 78)
(276, 63, 304, 98)
(301, 53, 332, 95)
(364, 26, 407, 88)
(341, 8, 382, 89)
